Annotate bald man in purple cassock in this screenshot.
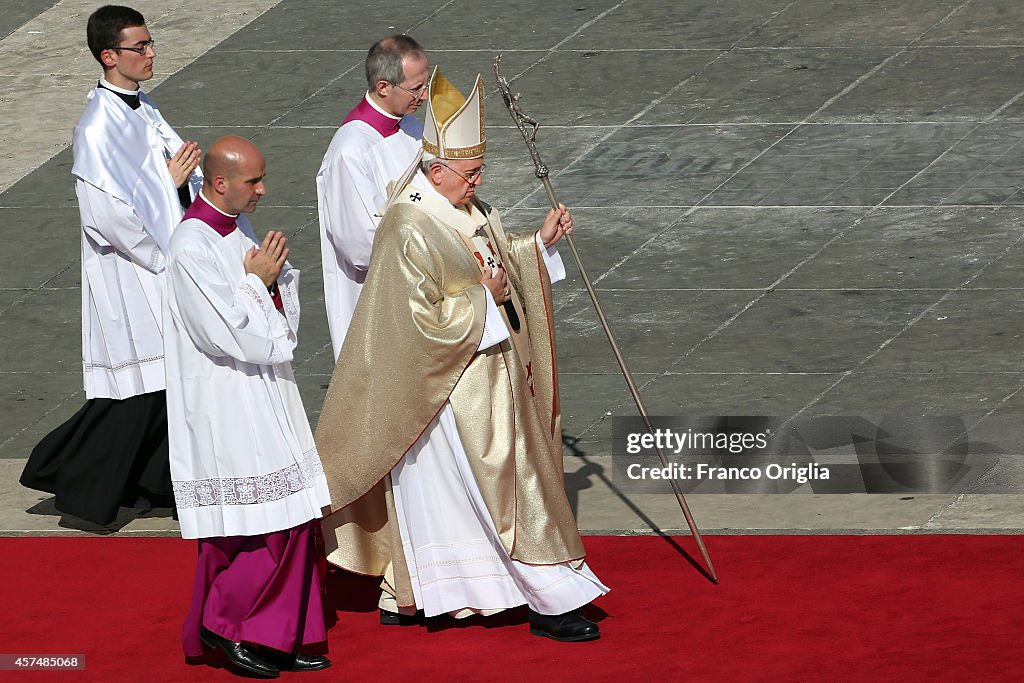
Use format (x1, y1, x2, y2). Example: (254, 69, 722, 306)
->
(166, 136, 331, 679)
(315, 34, 427, 359)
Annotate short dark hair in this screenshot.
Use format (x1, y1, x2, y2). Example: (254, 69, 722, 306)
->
(365, 35, 425, 88)
(87, 5, 145, 65)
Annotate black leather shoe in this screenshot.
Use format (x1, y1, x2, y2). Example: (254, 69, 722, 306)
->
(199, 627, 280, 678)
(527, 608, 600, 642)
(380, 608, 424, 626)
(266, 651, 331, 672)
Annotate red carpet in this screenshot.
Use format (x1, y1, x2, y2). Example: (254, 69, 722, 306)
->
(3, 535, 1022, 682)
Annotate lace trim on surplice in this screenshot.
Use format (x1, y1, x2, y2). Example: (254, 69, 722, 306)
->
(173, 447, 324, 509)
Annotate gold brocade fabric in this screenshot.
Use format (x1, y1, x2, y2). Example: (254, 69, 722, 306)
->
(316, 184, 585, 591)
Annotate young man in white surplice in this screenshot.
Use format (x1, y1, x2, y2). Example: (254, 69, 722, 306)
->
(20, 4, 201, 526)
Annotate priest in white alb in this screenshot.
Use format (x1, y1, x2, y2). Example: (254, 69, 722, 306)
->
(316, 68, 609, 642)
(315, 34, 428, 358)
(20, 5, 201, 526)
(166, 136, 332, 678)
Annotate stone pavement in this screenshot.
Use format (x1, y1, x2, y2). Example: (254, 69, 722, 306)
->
(2, 0, 1023, 537)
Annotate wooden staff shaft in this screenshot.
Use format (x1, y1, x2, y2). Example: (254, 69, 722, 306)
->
(538, 175, 718, 583)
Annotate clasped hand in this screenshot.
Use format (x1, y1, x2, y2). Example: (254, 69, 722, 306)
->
(167, 141, 201, 188)
(244, 230, 289, 287)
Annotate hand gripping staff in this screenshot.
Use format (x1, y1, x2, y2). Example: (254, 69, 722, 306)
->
(493, 56, 718, 583)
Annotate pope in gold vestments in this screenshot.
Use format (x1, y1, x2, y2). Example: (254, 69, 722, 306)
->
(317, 183, 600, 599)
(316, 67, 607, 632)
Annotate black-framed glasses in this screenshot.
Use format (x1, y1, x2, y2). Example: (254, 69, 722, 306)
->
(437, 161, 486, 184)
(392, 81, 428, 98)
(111, 39, 155, 54)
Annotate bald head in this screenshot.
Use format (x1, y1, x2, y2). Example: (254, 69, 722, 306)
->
(202, 136, 267, 215)
(203, 135, 262, 180)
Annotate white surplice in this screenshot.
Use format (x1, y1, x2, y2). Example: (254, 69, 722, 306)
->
(165, 212, 330, 539)
(315, 95, 422, 360)
(388, 175, 609, 617)
(72, 80, 201, 398)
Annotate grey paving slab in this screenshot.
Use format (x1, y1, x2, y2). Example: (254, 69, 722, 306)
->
(640, 49, 888, 125)
(0, 289, 80, 374)
(556, 289, 756, 375)
(714, 123, 975, 207)
(246, 206, 319, 238)
(152, 50, 345, 128)
(780, 207, 1024, 290)
(0, 208, 79, 288)
(866, 290, 1024, 373)
(503, 206, 688, 290)
(919, 494, 1024, 528)
(570, 0, 794, 50)
(0, 371, 81, 460)
(557, 371, 638, 441)
(682, 290, 940, 373)
(920, 0, 1024, 47)
(808, 371, 1024, 415)
(410, 0, 626, 51)
(590, 207, 862, 290)
(887, 123, 1024, 205)
(270, 65, 371, 128)
(0, 147, 75, 209)
(986, 386, 1024, 415)
(0, 289, 21, 312)
(247, 127, 336, 207)
(0, 0, 58, 40)
(497, 49, 720, 128)
(210, 0, 502, 52)
(966, 234, 1024, 290)
(34, 267, 79, 291)
(533, 125, 792, 210)
(813, 47, 1024, 122)
(739, 0, 969, 48)
(641, 371, 847, 416)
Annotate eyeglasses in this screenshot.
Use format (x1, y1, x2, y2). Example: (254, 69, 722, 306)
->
(437, 161, 486, 184)
(111, 39, 156, 55)
(392, 81, 428, 98)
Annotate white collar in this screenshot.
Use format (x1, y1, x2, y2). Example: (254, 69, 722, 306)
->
(406, 173, 487, 237)
(198, 190, 239, 218)
(365, 92, 402, 120)
(99, 77, 142, 97)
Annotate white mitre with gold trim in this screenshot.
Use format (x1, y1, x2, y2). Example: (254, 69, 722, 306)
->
(378, 67, 486, 215)
(422, 67, 485, 159)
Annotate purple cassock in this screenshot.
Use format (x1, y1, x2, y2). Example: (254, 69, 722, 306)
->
(183, 519, 327, 657)
(176, 195, 327, 657)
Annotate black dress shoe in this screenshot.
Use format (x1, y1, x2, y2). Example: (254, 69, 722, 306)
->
(199, 627, 280, 679)
(527, 608, 600, 642)
(266, 650, 331, 672)
(380, 608, 424, 626)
